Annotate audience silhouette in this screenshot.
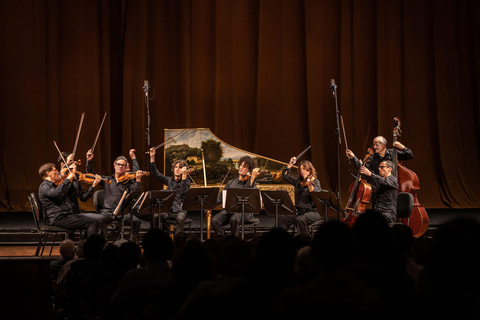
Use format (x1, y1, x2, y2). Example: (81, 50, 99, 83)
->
(49, 213, 480, 320)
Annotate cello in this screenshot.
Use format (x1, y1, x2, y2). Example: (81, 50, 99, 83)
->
(342, 148, 373, 228)
(392, 117, 429, 237)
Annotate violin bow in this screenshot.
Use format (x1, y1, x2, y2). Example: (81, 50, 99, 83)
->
(146, 130, 187, 154)
(91, 111, 107, 152)
(294, 145, 311, 163)
(72, 113, 85, 158)
(53, 140, 73, 175)
(219, 168, 231, 187)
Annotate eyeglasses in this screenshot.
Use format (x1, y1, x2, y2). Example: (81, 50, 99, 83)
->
(378, 165, 387, 169)
(115, 163, 127, 167)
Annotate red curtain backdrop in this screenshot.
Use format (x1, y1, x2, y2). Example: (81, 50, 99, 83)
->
(0, 0, 479, 212)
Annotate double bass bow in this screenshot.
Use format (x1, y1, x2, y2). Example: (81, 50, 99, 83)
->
(392, 118, 429, 237)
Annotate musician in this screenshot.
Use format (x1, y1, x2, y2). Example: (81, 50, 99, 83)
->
(280, 157, 323, 236)
(359, 160, 399, 223)
(38, 163, 103, 237)
(86, 148, 139, 174)
(149, 147, 191, 234)
(97, 156, 144, 242)
(57, 151, 106, 233)
(212, 156, 260, 238)
(346, 136, 413, 174)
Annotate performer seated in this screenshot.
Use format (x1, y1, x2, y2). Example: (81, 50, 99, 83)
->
(57, 151, 106, 234)
(38, 163, 104, 237)
(279, 156, 322, 236)
(211, 156, 260, 238)
(359, 160, 399, 223)
(149, 147, 191, 234)
(96, 155, 144, 243)
(346, 135, 413, 174)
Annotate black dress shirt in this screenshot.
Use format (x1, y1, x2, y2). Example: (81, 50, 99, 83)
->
(149, 162, 191, 213)
(352, 148, 414, 174)
(39, 179, 75, 224)
(368, 174, 399, 216)
(282, 168, 321, 213)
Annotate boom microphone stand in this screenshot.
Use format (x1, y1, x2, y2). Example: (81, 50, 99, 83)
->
(143, 80, 154, 229)
(330, 79, 342, 220)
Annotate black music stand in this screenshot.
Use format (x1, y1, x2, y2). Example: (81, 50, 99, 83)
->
(113, 191, 143, 241)
(260, 190, 296, 228)
(310, 190, 339, 221)
(182, 187, 219, 241)
(138, 190, 177, 229)
(224, 188, 261, 240)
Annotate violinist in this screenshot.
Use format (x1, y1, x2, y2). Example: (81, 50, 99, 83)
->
(38, 163, 103, 237)
(280, 157, 323, 236)
(359, 160, 399, 223)
(96, 155, 144, 242)
(56, 151, 107, 234)
(211, 156, 260, 238)
(149, 147, 191, 234)
(346, 136, 413, 175)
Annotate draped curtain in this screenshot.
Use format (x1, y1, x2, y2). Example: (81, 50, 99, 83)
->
(0, 0, 479, 212)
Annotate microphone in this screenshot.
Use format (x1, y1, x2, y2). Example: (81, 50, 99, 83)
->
(330, 79, 337, 96)
(143, 80, 149, 96)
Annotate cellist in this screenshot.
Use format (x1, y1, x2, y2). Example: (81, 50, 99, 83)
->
(346, 136, 414, 175)
(359, 160, 399, 223)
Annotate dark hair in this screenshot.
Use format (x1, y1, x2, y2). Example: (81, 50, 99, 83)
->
(171, 159, 188, 173)
(39, 163, 55, 179)
(299, 160, 316, 177)
(383, 160, 395, 170)
(57, 152, 70, 166)
(238, 156, 257, 172)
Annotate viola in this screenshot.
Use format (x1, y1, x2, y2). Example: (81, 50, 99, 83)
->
(342, 148, 373, 228)
(392, 118, 429, 237)
(117, 171, 150, 183)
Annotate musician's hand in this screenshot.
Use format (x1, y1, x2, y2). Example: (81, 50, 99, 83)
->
(149, 147, 156, 161)
(67, 165, 76, 181)
(288, 157, 296, 168)
(251, 168, 260, 179)
(86, 149, 94, 161)
(346, 149, 355, 159)
(135, 170, 144, 182)
(129, 149, 136, 160)
(392, 141, 405, 150)
(67, 153, 75, 166)
(92, 174, 102, 187)
(359, 166, 371, 176)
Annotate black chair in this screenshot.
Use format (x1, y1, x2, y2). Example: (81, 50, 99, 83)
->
(28, 193, 71, 256)
(93, 190, 124, 241)
(396, 192, 414, 223)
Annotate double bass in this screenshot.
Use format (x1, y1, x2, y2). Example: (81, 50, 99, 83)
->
(342, 148, 373, 228)
(392, 117, 429, 237)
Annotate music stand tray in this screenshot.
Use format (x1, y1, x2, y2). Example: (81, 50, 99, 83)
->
(310, 190, 339, 222)
(182, 187, 220, 241)
(137, 190, 177, 228)
(260, 190, 296, 228)
(224, 188, 261, 240)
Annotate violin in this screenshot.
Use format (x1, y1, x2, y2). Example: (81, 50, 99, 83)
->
(117, 171, 150, 183)
(300, 173, 317, 187)
(77, 172, 111, 185)
(240, 169, 267, 182)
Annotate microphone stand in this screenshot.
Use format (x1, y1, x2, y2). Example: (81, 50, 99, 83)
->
(144, 80, 153, 229)
(331, 80, 342, 220)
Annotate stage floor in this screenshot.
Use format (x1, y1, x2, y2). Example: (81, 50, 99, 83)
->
(0, 208, 478, 256)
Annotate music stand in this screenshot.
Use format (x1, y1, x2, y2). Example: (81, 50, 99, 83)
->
(113, 191, 143, 241)
(182, 187, 219, 241)
(137, 190, 177, 229)
(310, 190, 339, 221)
(224, 188, 261, 240)
(260, 190, 296, 228)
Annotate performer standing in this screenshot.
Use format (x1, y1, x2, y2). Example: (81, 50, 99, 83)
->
(280, 156, 322, 236)
(211, 156, 260, 238)
(346, 136, 413, 174)
(359, 160, 399, 223)
(149, 147, 191, 234)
